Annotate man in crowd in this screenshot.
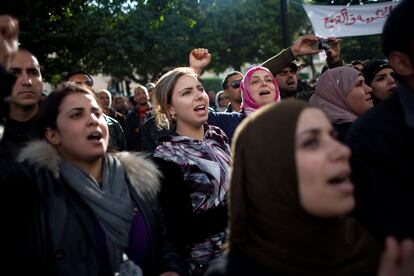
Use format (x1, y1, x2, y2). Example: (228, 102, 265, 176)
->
(3, 48, 42, 156)
(222, 71, 243, 112)
(97, 89, 126, 128)
(125, 84, 152, 151)
(275, 62, 313, 101)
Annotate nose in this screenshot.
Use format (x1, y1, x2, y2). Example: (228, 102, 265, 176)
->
(87, 112, 101, 126)
(388, 74, 396, 84)
(330, 139, 351, 162)
(364, 83, 373, 93)
(21, 72, 33, 86)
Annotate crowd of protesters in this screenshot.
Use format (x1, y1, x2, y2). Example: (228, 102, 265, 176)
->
(1, 0, 414, 275)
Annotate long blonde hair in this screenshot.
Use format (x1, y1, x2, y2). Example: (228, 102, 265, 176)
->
(153, 67, 200, 129)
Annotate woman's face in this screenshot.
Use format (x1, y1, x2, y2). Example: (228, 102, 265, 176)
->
(46, 92, 108, 165)
(169, 74, 209, 130)
(370, 68, 397, 101)
(346, 75, 373, 116)
(249, 70, 276, 107)
(296, 108, 354, 217)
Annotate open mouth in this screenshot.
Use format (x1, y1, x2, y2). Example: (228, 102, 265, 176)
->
(259, 90, 271, 96)
(328, 169, 351, 186)
(286, 79, 296, 86)
(87, 131, 103, 141)
(193, 104, 206, 112)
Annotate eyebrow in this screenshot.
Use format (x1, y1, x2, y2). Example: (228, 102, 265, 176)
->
(178, 87, 193, 94)
(296, 128, 321, 139)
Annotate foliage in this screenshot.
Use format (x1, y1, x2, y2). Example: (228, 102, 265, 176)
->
(201, 77, 222, 93)
(0, 0, 391, 84)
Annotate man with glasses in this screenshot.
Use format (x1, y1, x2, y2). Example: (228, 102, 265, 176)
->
(222, 71, 243, 112)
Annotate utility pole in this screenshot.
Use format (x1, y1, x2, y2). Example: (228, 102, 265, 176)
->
(280, 0, 289, 48)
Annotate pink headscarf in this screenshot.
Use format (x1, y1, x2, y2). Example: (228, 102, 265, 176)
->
(240, 66, 281, 115)
(309, 66, 360, 124)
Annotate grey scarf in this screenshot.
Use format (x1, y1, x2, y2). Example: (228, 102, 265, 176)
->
(60, 154, 134, 273)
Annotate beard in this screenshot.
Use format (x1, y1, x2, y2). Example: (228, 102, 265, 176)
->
(280, 89, 297, 99)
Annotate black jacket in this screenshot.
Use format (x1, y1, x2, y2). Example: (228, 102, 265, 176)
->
(17, 140, 184, 276)
(346, 83, 414, 242)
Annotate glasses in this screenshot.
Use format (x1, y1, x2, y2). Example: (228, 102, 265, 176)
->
(230, 80, 241, 89)
(218, 96, 230, 101)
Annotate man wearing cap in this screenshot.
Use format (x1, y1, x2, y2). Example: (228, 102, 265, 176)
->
(275, 62, 314, 101)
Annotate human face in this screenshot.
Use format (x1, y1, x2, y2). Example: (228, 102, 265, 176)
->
(134, 89, 148, 106)
(46, 93, 108, 166)
(9, 51, 42, 108)
(114, 96, 129, 113)
(346, 76, 373, 116)
(68, 74, 93, 88)
(169, 74, 209, 131)
(226, 73, 243, 104)
(249, 70, 276, 107)
(296, 108, 354, 217)
(97, 92, 111, 110)
(276, 67, 297, 92)
(370, 68, 397, 101)
(353, 64, 364, 72)
(218, 92, 230, 108)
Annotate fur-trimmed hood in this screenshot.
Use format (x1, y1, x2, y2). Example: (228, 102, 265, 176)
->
(17, 140, 161, 198)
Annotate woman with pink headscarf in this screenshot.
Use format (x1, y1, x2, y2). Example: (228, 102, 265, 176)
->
(309, 66, 373, 141)
(240, 66, 281, 116)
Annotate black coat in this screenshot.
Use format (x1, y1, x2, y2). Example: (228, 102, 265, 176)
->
(17, 141, 184, 276)
(345, 84, 414, 242)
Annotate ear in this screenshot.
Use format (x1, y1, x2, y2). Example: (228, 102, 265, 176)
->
(44, 127, 61, 146)
(389, 51, 414, 77)
(167, 104, 176, 118)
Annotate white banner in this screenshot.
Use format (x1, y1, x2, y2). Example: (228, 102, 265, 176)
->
(303, 1, 400, 38)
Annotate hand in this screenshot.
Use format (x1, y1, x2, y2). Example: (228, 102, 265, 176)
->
(290, 35, 321, 57)
(189, 48, 211, 75)
(325, 37, 341, 64)
(0, 15, 19, 69)
(378, 236, 414, 276)
(159, 272, 180, 276)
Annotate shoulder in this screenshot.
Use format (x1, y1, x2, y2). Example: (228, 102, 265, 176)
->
(114, 151, 161, 198)
(17, 140, 61, 178)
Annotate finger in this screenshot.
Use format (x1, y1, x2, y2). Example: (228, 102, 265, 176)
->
(401, 239, 414, 262)
(378, 236, 399, 276)
(0, 16, 18, 39)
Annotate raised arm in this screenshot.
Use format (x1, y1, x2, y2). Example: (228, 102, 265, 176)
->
(189, 48, 211, 75)
(0, 15, 19, 70)
(261, 34, 320, 76)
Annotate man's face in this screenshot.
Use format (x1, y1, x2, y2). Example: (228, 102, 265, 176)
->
(225, 73, 243, 104)
(276, 67, 298, 93)
(134, 89, 148, 106)
(9, 51, 43, 108)
(97, 92, 111, 109)
(68, 74, 93, 88)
